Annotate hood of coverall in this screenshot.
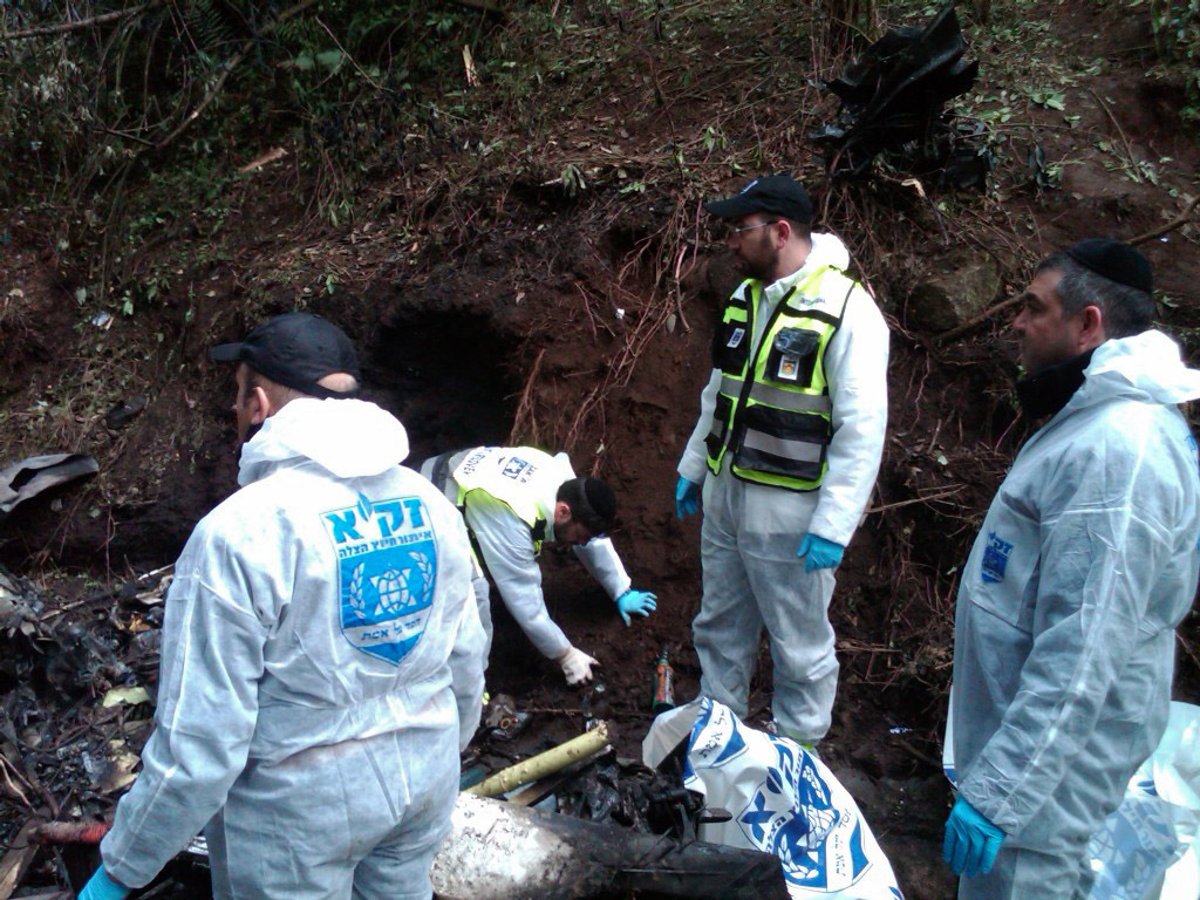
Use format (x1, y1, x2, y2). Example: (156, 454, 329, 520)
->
(803, 231, 851, 279)
(1068, 329, 1200, 416)
(238, 397, 410, 486)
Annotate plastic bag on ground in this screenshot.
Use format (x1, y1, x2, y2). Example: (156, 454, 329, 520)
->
(1086, 701, 1200, 899)
(644, 698, 903, 899)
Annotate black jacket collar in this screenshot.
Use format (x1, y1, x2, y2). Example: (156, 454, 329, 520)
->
(1015, 349, 1096, 420)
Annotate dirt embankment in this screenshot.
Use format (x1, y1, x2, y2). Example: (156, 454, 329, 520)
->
(2, 2, 1199, 897)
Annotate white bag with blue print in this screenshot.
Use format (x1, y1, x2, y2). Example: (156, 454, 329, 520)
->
(644, 698, 903, 899)
(1085, 701, 1200, 900)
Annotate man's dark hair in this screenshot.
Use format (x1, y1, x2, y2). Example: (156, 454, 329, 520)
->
(719, 217, 810, 244)
(781, 217, 812, 244)
(556, 477, 617, 535)
(1036, 253, 1155, 339)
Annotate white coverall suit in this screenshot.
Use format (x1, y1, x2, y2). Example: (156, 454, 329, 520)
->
(678, 233, 889, 741)
(100, 398, 487, 899)
(951, 330, 1200, 898)
(421, 446, 631, 661)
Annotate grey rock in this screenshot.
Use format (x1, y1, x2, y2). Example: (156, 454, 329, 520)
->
(909, 250, 1001, 333)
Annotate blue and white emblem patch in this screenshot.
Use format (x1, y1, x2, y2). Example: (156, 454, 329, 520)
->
(501, 456, 533, 481)
(736, 740, 867, 889)
(323, 492, 438, 665)
(981, 531, 1013, 584)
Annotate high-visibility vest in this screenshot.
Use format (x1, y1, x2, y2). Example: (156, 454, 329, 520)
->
(705, 265, 857, 492)
(452, 446, 561, 552)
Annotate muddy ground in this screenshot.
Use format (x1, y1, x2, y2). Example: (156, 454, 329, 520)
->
(2, 1, 1200, 897)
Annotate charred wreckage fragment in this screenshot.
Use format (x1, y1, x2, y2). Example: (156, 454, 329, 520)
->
(811, 2, 991, 189)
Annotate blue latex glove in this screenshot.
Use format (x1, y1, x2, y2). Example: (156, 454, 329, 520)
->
(78, 867, 131, 900)
(616, 589, 657, 626)
(796, 533, 844, 572)
(675, 476, 700, 519)
(943, 795, 1005, 877)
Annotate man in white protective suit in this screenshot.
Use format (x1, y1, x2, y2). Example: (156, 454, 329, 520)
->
(943, 239, 1200, 898)
(419, 445, 657, 685)
(78, 312, 486, 900)
(675, 174, 889, 748)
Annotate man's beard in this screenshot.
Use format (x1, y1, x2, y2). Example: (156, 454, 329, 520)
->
(735, 248, 778, 283)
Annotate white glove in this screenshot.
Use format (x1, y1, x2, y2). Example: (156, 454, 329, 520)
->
(557, 646, 599, 685)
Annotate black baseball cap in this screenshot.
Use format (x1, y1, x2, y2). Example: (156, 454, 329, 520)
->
(1065, 239, 1152, 293)
(704, 175, 814, 224)
(210, 311, 361, 399)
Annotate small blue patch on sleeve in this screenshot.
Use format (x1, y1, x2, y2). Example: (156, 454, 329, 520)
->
(980, 531, 1013, 584)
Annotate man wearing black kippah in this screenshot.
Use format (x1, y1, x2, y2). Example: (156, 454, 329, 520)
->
(944, 240, 1200, 898)
(419, 445, 658, 685)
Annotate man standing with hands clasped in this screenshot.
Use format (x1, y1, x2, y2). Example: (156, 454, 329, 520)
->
(944, 239, 1200, 897)
(675, 174, 889, 748)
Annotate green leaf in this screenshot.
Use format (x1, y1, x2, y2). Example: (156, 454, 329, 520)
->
(1030, 89, 1066, 110)
(316, 50, 344, 71)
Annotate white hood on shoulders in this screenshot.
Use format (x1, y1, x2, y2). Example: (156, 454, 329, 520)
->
(1079, 329, 1200, 409)
(238, 398, 410, 486)
(807, 231, 851, 272)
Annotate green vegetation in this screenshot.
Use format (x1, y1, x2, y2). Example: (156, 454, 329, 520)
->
(1142, 0, 1200, 121)
(2, 0, 1195, 324)
(0, 0, 501, 310)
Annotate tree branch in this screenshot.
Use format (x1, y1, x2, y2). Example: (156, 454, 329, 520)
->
(1, 3, 160, 41)
(152, 0, 323, 152)
(939, 196, 1200, 344)
(448, 0, 507, 18)
(1129, 195, 1200, 246)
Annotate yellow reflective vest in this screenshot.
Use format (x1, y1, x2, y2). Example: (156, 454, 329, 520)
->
(705, 264, 858, 491)
(451, 446, 559, 552)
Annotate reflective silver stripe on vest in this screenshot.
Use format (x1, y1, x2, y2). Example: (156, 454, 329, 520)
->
(719, 374, 742, 398)
(749, 382, 831, 412)
(742, 430, 825, 462)
(719, 375, 833, 413)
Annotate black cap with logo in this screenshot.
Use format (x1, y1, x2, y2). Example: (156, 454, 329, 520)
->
(704, 174, 814, 224)
(210, 311, 361, 399)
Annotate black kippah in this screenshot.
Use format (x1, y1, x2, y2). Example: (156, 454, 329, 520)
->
(1065, 239, 1152, 293)
(582, 478, 617, 530)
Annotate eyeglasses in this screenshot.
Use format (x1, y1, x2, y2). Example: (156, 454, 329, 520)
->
(717, 219, 779, 239)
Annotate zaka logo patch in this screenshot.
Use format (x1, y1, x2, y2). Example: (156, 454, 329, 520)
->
(501, 456, 534, 481)
(323, 492, 438, 665)
(981, 531, 1013, 584)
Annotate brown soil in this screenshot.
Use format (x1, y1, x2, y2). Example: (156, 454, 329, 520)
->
(2, 2, 1199, 898)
